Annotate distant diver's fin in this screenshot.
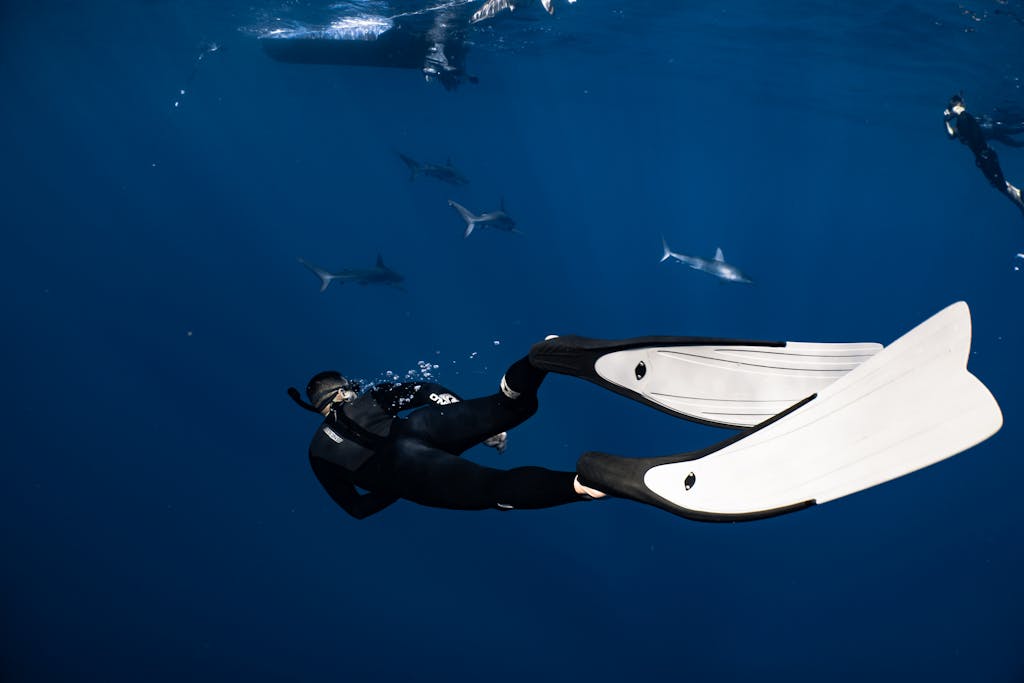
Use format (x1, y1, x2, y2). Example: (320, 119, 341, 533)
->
(714, 247, 724, 262)
(575, 302, 1002, 522)
(529, 335, 882, 428)
(298, 257, 337, 292)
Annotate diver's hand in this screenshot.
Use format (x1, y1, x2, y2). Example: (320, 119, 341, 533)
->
(484, 432, 508, 454)
(944, 108, 953, 120)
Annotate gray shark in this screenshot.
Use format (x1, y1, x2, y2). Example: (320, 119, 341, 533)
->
(660, 236, 753, 284)
(448, 199, 521, 238)
(398, 153, 469, 186)
(298, 254, 405, 291)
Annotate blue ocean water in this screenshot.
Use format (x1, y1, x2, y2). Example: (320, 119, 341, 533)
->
(2, 1, 1023, 680)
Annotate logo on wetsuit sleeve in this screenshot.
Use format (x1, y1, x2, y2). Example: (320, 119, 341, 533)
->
(430, 392, 460, 405)
(322, 426, 344, 443)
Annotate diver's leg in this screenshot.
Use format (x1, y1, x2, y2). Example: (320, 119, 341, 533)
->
(402, 355, 547, 454)
(976, 148, 1008, 191)
(382, 438, 589, 511)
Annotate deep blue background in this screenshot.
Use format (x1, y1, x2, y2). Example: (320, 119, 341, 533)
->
(2, 1, 1023, 681)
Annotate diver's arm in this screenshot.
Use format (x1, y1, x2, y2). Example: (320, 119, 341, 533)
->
(310, 457, 397, 520)
(944, 109, 957, 138)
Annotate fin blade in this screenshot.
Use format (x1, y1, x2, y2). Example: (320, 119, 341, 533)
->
(581, 302, 1002, 520)
(531, 335, 882, 428)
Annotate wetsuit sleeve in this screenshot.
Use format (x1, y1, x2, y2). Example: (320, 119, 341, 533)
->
(369, 382, 463, 415)
(945, 110, 958, 138)
(309, 457, 398, 520)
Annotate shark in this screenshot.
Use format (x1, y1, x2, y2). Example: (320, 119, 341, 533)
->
(298, 254, 404, 292)
(398, 153, 469, 185)
(660, 236, 753, 284)
(448, 199, 521, 238)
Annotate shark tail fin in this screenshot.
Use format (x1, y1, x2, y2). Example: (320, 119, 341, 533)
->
(399, 153, 419, 180)
(298, 258, 337, 293)
(660, 235, 672, 262)
(448, 200, 479, 238)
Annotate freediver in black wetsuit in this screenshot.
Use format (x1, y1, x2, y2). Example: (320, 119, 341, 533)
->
(944, 94, 1024, 217)
(289, 349, 605, 519)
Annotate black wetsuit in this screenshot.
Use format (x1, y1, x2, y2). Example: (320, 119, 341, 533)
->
(307, 357, 582, 519)
(948, 108, 1010, 193)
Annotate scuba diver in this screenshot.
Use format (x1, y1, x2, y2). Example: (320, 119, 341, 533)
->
(944, 94, 1024, 216)
(289, 346, 606, 519)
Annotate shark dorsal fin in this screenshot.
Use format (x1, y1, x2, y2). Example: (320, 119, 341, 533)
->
(500, 196, 506, 212)
(376, 253, 385, 268)
(447, 157, 453, 166)
(714, 247, 725, 262)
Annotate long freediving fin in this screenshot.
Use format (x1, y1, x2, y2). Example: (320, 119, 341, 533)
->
(529, 334, 882, 428)
(576, 302, 1003, 522)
